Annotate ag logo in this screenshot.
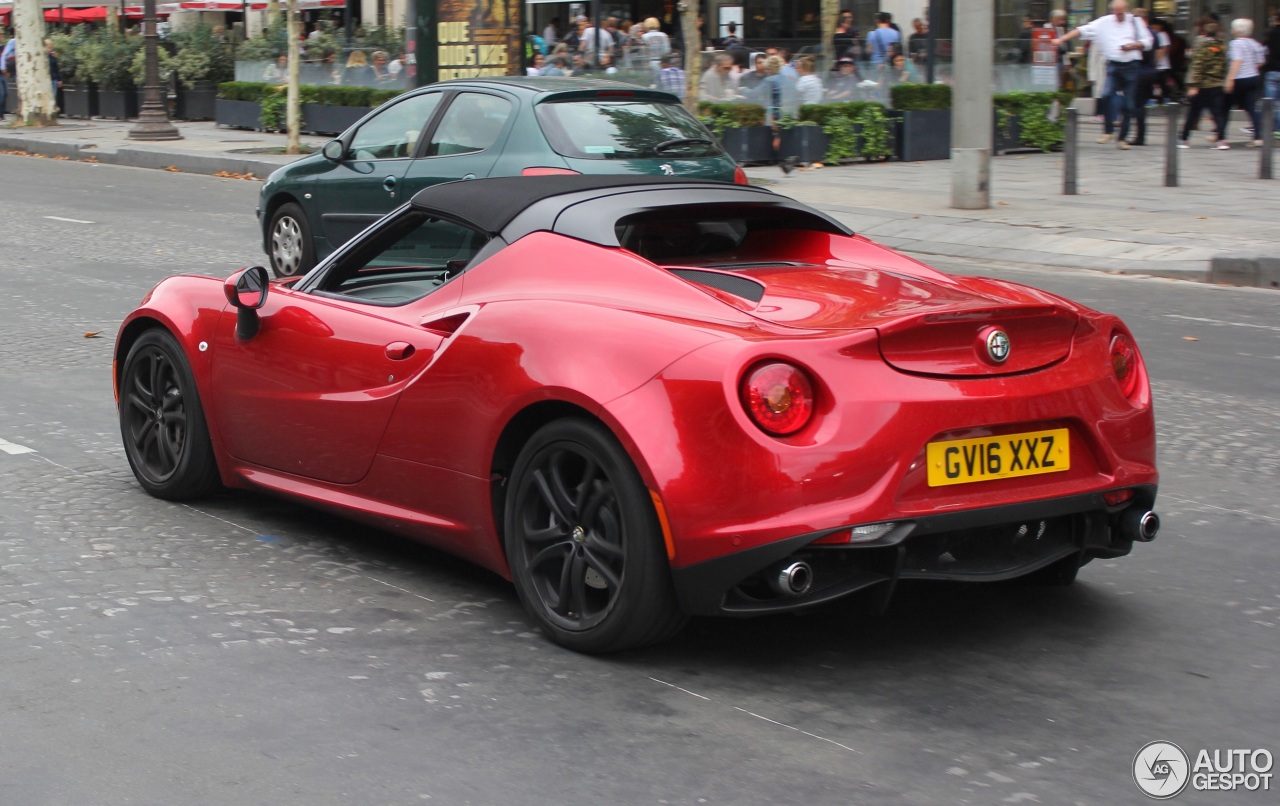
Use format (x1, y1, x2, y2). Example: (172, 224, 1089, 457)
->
(660, 163, 675, 176)
(1134, 741, 1190, 799)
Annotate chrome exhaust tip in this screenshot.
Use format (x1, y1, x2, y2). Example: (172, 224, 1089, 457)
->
(769, 561, 813, 597)
(1123, 509, 1160, 542)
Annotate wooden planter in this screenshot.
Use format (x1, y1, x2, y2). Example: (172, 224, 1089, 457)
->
(891, 108, 951, 161)
(216, 98, 261, 130)
(719, 125, 775, 165)
(301, 103, 369, 136)
(778, 126, 829, 164)
(61, 84, 99, 119)
(177, 81, 217, 121)
(98, 88, 139, 120)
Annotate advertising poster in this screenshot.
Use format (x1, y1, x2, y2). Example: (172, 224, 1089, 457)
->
(434, 0, 522, 81)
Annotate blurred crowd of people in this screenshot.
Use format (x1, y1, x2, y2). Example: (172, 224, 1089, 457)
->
(526, 10, 923, 116)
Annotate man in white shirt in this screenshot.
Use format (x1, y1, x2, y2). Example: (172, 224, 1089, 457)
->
(1055, 0, 1153, 149)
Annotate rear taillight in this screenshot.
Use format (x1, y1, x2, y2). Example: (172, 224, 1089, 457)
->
(521, 167, 581, 177)
(740, 362, 815, 436)
(733, 165, 749, 185)
(1103, 489, 1136, 507)
(1110, 333, 1140, 399)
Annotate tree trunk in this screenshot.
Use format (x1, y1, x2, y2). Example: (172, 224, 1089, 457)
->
(268, 0, 282, 32)
(821, 0, 838, 73)
(285, 0, 301, 154)
(680, 1, 700, 113)
(12, 0, 58, 126)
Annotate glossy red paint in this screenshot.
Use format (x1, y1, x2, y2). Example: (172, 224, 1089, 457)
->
(115, 225, 1157, 584)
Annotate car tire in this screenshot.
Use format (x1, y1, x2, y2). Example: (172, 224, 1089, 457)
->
(267, 202, 315, 278)
(504, 418, 686, 653)
(119, 329, 221, 501)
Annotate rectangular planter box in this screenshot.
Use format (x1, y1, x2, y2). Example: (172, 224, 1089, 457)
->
(778, 126, 829, 164)
(3, 84, 18, 115)
(98, 88, 139, 120)
(61, 84, 99, 119)
(301, 103, 370, 137)
(177, 82, 217, 121)
(719, 125, 775, 165)
(216, 98, 261, 130)
(892, 108, 951, 161)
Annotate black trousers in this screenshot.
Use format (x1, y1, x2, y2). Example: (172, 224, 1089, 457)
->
(1180, 86, 1227, 142)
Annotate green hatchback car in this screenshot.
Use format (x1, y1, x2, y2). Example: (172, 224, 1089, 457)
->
(257, 77, 745, 277)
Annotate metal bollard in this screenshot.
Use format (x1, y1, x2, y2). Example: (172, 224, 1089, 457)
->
(1261, 98, 1275, 181)
(1064, 107, 1078, 195)
(1164, 103, 1179, 187)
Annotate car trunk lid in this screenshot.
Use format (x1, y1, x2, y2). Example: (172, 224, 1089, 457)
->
(671, 262, 1078, 377)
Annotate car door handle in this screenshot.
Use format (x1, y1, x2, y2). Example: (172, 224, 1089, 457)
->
(384, 341, 416, 360)
(383, 176, 397, 191)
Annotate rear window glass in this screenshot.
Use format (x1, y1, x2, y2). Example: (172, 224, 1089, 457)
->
(615, 205, 841, 263)
(536, 99, 724, 160)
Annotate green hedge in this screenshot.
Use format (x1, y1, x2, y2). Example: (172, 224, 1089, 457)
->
(889, 83, 952, 110)
(217, 81, 404, 107)
(796, 101, 886, 126)
(993, 91, 1073, 151)
(697, 102, 766, 134)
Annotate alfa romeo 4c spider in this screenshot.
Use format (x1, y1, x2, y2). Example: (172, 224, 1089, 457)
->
(116, 176, 1160, 653)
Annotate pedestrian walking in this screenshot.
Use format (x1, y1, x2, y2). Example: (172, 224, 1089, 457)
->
(867, 12, 900, 67)
(0, 33, 12, 119)
(1264, 11, 1280, 139)
(1178, 22, 1230, 148)
(1224, 18, 1266, 146)
(641, 18, 671, 73)
(656, 53, 685, 100)
(699, 53, 737, 102)
(794, 55, 823, 107)
(1054, 0, 1153, 150)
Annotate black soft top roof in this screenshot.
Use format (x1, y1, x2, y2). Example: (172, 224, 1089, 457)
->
(409, 176, 851, 243)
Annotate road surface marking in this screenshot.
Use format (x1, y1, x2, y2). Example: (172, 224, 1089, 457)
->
(733, 707, 861, 754)
(1163, 314, 1280, 334)
(44, 215, 95, 224)
(648, 676, 711, 701)
(0, 438, 36, 455)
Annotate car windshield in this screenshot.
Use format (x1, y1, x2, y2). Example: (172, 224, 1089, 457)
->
(536, 99, 723, 160)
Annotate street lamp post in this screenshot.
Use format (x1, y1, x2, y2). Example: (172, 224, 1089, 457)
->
(128, 0, 182, 140)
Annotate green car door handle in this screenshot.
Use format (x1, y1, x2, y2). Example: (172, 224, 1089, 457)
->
(383, 176, 397, 192)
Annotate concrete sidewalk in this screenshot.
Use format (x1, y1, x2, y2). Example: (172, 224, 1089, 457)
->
(2, 114, 1277, 287)
(0, 117, 328, 178)
(752, 115, 1279, 288)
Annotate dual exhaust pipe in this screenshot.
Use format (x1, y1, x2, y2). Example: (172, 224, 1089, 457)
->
(765, 508, 1158, 599)
(768, 560, 813, 598)
(1122, 509, 1160, 543)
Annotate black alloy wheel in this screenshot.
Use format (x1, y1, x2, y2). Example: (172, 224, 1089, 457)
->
(119, 330, 220, 500)
(505, 419, 685, 653)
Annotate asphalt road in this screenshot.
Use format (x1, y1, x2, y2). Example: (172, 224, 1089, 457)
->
(0, 155, 1276, 806)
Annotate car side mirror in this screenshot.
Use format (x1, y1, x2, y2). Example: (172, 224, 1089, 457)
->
(224, 266, 269, 340)
(321, 139, 347, 162)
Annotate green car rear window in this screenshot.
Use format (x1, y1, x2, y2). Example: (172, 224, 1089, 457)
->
(536, 99, 723, 160)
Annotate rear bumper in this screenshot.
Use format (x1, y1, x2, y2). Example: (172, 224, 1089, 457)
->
(670, 486, 1156, 616)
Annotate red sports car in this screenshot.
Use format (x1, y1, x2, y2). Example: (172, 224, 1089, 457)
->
(116, 176, 1159, 653)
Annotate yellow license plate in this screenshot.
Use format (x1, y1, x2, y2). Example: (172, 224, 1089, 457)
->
(926, 428, 1070, 487)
